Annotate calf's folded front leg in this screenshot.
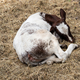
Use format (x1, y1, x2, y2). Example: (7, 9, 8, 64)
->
(40, 43, 78, 65)
(56, 43, 78, 62)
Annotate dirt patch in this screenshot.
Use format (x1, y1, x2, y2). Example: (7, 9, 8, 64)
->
(0, 0, 80, 80)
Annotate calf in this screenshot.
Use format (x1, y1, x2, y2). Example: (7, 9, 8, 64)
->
(45, 9, 74, 43)
(13, 9, 77, 66)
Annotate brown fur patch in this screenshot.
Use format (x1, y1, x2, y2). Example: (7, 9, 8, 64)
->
(29, 42, 49, 60)
(27, 29, 34, 34)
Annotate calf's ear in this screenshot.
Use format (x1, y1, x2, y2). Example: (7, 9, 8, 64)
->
(60, 9, 66, 21)
(45, 14, 56, 23)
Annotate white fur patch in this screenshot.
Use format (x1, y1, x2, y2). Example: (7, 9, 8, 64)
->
(56, 22, 72, 41)
(25, 12, 51, 31)
(56, 22, 68, 35)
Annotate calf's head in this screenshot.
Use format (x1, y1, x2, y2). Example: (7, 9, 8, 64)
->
(45, 9, 74, 43)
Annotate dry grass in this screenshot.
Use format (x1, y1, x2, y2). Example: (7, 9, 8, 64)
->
(0, 0, 80, 80)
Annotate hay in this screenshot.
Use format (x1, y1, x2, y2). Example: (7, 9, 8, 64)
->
(0, 0, 80, 80)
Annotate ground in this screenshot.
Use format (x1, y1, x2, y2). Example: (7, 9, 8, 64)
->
(0, 0, 80, 80)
